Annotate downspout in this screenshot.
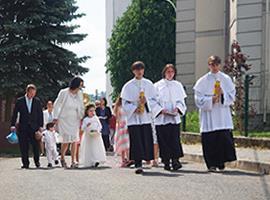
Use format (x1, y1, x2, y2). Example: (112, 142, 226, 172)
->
(263, 0, 269, 123)
(224, 0, 230, 58)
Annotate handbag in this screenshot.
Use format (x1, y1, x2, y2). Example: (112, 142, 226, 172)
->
(6, 131, 19, 144)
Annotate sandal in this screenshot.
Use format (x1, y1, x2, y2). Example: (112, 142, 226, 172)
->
(60, 160, 67, 168)
(70, 162, 79, 168)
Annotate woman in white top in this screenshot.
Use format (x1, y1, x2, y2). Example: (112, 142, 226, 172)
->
(53, 77, 84, 168)
(193, 55, 237, 172)
(154, 64, 187, 171)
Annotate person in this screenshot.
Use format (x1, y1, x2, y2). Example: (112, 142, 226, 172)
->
(193, 55, 237, 172)
(151, 120, 159, 167)
(79, 104, 106, 167)
(154, 64, 187, 171)
(10, 84, 43, 169)
(40, 100, 54, 156)
(42, 122, 59, 168)
(109, 104, 116, 152)
(120, 61, 160, 174)
(96, 97, 112, 151)
(53, 77, 85, 168)
(114, 97, 131, 167)
(43, 101, 54, 126)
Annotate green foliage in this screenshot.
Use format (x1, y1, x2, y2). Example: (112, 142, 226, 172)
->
(106, 0, 176, 99)
(185, 111, 200, 133)
(0, 0, 89, 102)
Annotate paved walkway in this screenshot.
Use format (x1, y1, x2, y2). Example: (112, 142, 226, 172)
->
(183, 144, 270, 164)
(183, 144, 270, 174)
(0, 155, 270, 200)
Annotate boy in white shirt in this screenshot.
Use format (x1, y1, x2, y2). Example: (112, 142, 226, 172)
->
(42, 122, 59, 168)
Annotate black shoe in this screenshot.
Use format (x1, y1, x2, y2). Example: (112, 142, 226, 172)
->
(208, 167, 217, 172)
(55, 160, 59, 165)
(172, 160, 182, 171)
(35, 162, 40, 168)
(135, 168, 144, 174)
(164, 164, 171, 171)
(47, 163, 53, 168)
(94, 162, 99, 168)
(218, 164, 225, 171)
(21, 165, 29, 169)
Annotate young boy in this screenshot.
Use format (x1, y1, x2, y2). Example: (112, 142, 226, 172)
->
(42, 122, 59, 168)
(120, 61, 160, 174)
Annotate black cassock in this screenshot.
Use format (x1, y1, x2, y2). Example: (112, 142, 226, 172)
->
(156, 123, 184, 163)
(128, 124, 154, 166)
(201, 129, 237, 168)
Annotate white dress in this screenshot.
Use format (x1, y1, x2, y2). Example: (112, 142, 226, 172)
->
(53, 88, 84, 143)
(79, 116, 106, 167)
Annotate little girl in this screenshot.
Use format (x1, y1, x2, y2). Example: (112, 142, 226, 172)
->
(114, 97, 132, 167)
(79, 104, 106, 167)
(42, 122, 59, 168)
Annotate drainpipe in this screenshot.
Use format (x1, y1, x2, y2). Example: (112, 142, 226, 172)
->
(263, 0, 269, 123)
(224, 0, 230, 57)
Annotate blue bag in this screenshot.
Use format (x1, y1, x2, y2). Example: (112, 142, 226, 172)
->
(6, 131, 19, 144)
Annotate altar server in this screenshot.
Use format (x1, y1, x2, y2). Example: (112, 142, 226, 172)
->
(193, 55, 237, 172)
(120, 61, 159, 174)
(154, 64, 187, 171)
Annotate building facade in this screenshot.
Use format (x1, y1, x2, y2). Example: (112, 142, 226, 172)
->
(176, 0, 270, 129)
(106, 0, 132, 106)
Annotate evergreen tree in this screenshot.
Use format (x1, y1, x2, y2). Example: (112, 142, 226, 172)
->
(0, 0, 89, 110)
(106, 0, 176, 99)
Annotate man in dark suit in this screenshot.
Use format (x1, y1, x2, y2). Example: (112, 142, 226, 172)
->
(10, 84, 44, 169)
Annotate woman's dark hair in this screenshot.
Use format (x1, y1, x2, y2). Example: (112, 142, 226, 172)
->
(208, 55, 221, 65)
(46, 122, 55, 130)
(85, 104, 96, 117)
(69, 77, 84, 90)
(131, 61, 145, 71)
(162, 64, 177, 80)
(100, 97, 107, 107)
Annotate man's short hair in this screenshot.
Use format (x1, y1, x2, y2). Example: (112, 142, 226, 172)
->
(26, 84, 37, 92)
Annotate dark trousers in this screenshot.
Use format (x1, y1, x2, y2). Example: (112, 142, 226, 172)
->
(102, 135, 110, 151)
(18, 127, 40, 167)
(156, 123, 184, 164)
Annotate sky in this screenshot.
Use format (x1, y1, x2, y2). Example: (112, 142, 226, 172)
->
(67, 0, 106, 95)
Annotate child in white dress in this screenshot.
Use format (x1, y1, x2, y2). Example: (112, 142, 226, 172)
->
(79, 104, 106, 167)
(42, 122, 59, 168)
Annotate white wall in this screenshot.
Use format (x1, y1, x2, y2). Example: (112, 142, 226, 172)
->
(105, 0, 131, 106)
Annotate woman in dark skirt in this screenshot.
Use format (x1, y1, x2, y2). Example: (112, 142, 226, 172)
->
(96, 97, 112, 151)
(193, 55, 237, 172)
(154, 64, 187, 171)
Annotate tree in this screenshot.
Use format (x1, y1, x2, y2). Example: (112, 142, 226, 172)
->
(106, 0, 176, 99)
(223, 40, 255, 133)
(0, 0, 89, 119)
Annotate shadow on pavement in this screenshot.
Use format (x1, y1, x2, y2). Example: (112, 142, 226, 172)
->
(142, 171, 183, 177)
(172, 169, 209, 174)
(220, 170, 263, 177)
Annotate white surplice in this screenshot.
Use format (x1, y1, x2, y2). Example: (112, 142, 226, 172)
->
(193, 71, 236, 133)
(154, 79, 187, 125)
(120, 77, 160, 126)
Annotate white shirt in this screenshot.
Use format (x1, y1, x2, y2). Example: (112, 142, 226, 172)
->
(43, 109, 54, 128)
(154, 79, 187, 125)
(42, 130, 58, 150)
(193, 71, 236, 133)
(25, 95, 33, 113)
(120, 77, 160, 126)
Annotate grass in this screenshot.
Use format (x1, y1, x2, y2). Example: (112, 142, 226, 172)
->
(183, 111, 270, 138)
